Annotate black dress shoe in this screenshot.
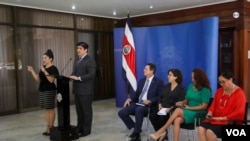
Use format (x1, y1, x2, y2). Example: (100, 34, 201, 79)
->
(79, 132, 90, 137)
(129, 135, 141, 141)
(129, 132, 137, 138)
(42, 132, 50, 136)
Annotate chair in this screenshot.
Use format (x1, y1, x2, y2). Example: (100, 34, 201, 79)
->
(167, 109, 205, 141)
(177, 98, 213, 141)
(243, 102, 249, 125)
(178, 112, 206, 141)
(126, 105, 151, 141)
(231, 102, 250, 125)
(217, 102, 249, 140)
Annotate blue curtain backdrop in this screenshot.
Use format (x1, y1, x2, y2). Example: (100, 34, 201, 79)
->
(114, 17, 219, 107)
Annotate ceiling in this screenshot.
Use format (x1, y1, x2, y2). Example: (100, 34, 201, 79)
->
(0, 0, 236, 19)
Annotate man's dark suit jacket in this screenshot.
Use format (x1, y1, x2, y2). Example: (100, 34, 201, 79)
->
(130, 76, 164, 107)
(71, 54, 96, 95)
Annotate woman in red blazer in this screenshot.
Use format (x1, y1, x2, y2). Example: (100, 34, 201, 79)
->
(198, 70, 246, 141)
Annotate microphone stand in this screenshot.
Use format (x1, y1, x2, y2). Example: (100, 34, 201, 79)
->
(61, 58, 72, 75)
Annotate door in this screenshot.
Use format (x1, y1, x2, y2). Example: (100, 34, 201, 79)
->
(77, 32, 114, 100)
(0, 25, 17, 114)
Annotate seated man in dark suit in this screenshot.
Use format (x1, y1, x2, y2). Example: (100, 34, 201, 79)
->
(118, 63, 164, 141)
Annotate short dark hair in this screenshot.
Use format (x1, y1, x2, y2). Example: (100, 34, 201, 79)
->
(168, 68, 183, 84)
(220, 70, 234, 80)
(76, 42, 89, 49)
(219, 70, 236, 84)
(146, 63, 156, 74)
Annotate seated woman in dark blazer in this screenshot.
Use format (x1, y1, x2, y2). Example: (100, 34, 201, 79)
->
(149, 68, 186, 140)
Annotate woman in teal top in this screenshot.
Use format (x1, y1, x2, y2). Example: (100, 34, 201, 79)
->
(150, 68, 211, 141)
(184, 83, 211, 123)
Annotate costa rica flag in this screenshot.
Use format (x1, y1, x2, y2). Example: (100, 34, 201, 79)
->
(122, 14, 137, 96)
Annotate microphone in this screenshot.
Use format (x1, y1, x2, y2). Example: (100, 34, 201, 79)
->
(61, 58, 72, 75)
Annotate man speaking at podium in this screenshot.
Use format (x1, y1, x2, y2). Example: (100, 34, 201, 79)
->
(68, 41, 96, 137)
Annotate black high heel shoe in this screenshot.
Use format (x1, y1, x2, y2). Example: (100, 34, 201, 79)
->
(42, 132, 50, 136)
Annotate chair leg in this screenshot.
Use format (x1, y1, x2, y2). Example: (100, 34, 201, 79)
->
(168, 124, 173, 141)
(146, 117, 149, 141)
(126, 127, 129, 136)
(125, 116, 133, 141)
(125, 127, 130, 141)
(187, 130, 190, 141)
(146, 107, 150, 141)
(191, 130, 195, 141)
(147, 107, 150, 141)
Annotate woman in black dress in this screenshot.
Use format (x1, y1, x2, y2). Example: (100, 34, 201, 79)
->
(149, 68, 186, 140)
(27, 49, 59, 136)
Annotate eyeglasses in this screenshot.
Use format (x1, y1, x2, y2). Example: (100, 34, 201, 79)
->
(218, 79, 228, 85)
(218, 81, 225, 85)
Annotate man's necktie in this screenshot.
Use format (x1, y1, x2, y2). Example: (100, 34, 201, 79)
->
(138, 79, 149, 103)
(77, 57, 82, 64)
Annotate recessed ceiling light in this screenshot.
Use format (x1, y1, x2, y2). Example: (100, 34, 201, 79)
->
(113, 11, 117, 16)
(72, 5, 76, 10)
(149, 5, 153, 9)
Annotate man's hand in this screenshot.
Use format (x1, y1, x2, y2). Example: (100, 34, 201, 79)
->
(158, 104, 162, 110)
(143, 100, 151, 105)
(123, 98, 131, 107)
(68, 75, 80, 80)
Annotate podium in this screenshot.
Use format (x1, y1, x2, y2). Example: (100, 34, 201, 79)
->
(50, 76, 79, 141)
